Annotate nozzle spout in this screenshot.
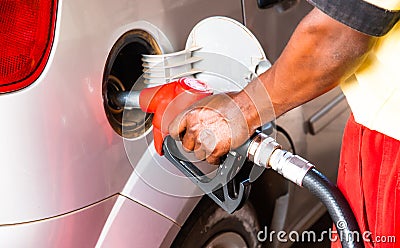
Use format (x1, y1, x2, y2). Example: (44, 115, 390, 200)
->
(110, 91, 141, 109)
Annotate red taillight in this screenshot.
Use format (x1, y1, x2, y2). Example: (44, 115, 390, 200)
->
(0, 0, 57, 93)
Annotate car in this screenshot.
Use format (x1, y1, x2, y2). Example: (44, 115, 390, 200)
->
(0, 0, 349, 247)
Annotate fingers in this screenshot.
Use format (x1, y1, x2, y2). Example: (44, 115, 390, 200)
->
(168, 111, 188, 140)
(167, 94, 242, 165)
(206, 154, 221, 165)
(181, 131, 195, 152)
(182, 132, 229, 165)
(193, 128, 220, 161)
(198, 128, 217, 153)
(171, 114, 232, 164)
(168, 110, 200, 153)
(206, 139, 230, 165)
(194, 141, 206, 161)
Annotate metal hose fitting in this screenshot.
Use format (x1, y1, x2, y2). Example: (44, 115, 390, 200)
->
(246, 132, 314, 186)
(269, 149, 314, 186)
(247, 132, 281, 168)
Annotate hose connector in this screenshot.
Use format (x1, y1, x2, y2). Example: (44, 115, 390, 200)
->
(247, 132, 281, 168)
(269, 150, 314, 186)
(247, 132, 314, 186)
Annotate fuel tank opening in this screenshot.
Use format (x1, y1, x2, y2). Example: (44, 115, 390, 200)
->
(102, 30, 162, 138)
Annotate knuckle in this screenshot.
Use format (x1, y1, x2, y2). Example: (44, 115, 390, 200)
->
(182, 138, 194, 151)
(206, 156, 220, 165)
(187, 124, 198, 133)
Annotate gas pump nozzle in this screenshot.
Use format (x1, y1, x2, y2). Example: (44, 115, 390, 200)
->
(118, 77, 258, 213)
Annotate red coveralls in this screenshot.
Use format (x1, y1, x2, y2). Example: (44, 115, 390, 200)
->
(332, 114, 400, 247)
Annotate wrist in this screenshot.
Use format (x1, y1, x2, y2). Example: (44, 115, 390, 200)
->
(229, 89, 266, 133)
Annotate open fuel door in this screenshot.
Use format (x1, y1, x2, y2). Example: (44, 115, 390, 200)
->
(142, 16, 271, 92)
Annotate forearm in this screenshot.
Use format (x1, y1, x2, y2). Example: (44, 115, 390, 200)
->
(235, 8, 376, 130)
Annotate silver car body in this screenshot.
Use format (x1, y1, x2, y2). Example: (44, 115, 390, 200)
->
(0, 0, 348, 247)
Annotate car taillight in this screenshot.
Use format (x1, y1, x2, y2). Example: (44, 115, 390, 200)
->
(0, 0, 57, 93)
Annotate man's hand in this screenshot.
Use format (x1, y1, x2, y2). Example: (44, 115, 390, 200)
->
(168, 92, 259, 165)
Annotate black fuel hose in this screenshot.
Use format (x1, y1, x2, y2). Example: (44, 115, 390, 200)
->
(302, 168, 364, 248)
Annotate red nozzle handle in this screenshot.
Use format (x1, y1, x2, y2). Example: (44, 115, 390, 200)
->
(139, 77, 212, 155)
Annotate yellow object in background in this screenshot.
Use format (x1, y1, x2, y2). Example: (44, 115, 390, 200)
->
(341, 17, 400, 140)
